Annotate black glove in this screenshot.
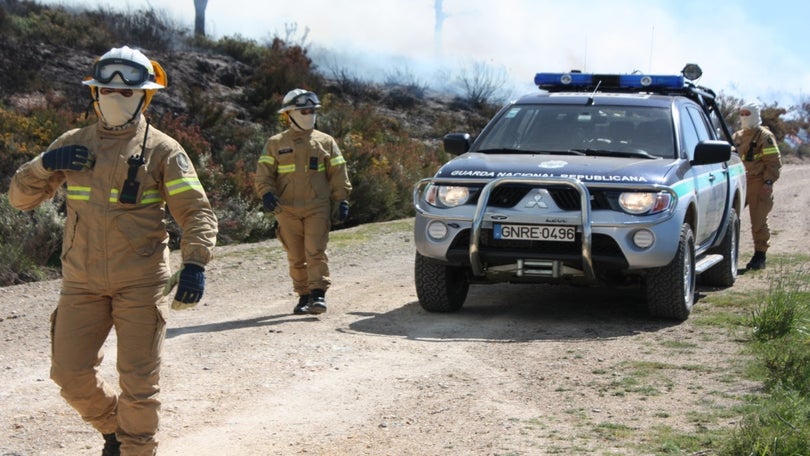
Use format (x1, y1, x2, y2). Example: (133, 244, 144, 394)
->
(262, 192, 278, 212)
(41, 145, 92, 171)
(172, 264, 206, 310)
(337, 200, 349, 222)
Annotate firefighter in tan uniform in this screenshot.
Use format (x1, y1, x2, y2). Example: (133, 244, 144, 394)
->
(255, 89, 352, 315)
(8, 46, 218, 456)
(732, 101, 781, 270)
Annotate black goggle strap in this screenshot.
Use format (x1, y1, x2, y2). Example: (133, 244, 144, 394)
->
(125, 93, 147, 126)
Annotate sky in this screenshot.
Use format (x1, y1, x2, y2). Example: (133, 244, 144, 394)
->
(40, 0, 810, 108)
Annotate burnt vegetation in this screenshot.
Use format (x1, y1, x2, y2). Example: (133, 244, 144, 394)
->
(0, 0, 808, 286)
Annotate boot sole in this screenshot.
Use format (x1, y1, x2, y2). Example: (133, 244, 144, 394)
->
(309, 304, 327, 315)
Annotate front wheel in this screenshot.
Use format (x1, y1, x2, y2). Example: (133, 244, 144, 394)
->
(414, 252, 469, 312)
(645, 224, 696, 321)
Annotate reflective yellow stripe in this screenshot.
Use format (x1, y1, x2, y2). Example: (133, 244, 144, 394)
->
(317, 163, 326, 172)
(259, 155, 275, 165)
(67, 185, 91, 201)
(762, 146, 779, 156)
(141, 189, 163, 204)
(278, 164, 295, 174)
(166, 177, 203, 196)
(109, 188, 119, 202)
(330, 155, 346, 166)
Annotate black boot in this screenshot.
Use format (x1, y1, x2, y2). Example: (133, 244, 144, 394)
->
(293, 294, 311, 315)
(309, 289, 327, 314)
(101, 433, 120, 456)
(746, 251, 767, 270)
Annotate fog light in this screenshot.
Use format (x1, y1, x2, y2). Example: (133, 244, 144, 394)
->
(632, 229, 655, 249)
(427, 221, 449, 240)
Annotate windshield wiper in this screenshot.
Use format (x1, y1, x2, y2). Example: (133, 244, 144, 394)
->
(475, 148, 523, 154)
(477, 148, 587, 156)
(569, 148, 658, 159)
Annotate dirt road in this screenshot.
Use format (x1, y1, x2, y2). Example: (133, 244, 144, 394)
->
(2, 163, 808, 456)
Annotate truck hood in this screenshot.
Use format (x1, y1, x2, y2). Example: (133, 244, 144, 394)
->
(435, 153, 681, 186)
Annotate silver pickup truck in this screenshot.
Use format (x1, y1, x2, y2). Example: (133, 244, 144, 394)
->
(413, 64, 746, 320)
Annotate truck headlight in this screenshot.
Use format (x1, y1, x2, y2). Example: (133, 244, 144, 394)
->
(618, 192, 672, 215)
(426, 185, 471, 208)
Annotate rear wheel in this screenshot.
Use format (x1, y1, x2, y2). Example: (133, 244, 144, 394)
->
(414, 252, 469, 312)
(645, 224, 696, 321)
(700, 208, 739, 287)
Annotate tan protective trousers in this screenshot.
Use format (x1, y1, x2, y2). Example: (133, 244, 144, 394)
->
(746, 178, 774, 252)
(50, 283, 167, 456)
(275, 203, 332, 295)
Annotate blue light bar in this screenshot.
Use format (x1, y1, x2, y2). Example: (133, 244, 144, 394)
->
(535, 72, 685, 91)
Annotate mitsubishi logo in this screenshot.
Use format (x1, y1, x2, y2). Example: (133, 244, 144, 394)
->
(525, 191, 548, 209)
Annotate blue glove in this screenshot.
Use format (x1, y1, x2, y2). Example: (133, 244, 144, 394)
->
(338, 200, 349, 222)
(262, 192, 278, 212)
(41, 145, 93, 171)
(172, 264, 206, 310)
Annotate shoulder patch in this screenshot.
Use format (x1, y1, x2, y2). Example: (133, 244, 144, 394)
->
(767, 136, 775, 145)
(176, 153, 191, 172)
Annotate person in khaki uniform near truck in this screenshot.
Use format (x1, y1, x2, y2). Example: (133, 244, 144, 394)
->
(255, 89, 352, 315)
(8, 46, 218, 455)
(732, 101, 782, 270)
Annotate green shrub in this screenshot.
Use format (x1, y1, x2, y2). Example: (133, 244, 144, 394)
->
(0, 101, 88, 192)
(722, 267, 810, 455)
(0, 193, 63, 286)
(751, 268, 810, 342)
(720, 387, 810, 456)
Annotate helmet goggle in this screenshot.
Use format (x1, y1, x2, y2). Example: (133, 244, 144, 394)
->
(288, 92, 320, 109)
(92, 58, 154, 86)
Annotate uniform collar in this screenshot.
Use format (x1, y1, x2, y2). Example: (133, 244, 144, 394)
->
(288, 127, 313, 139)
(97, 114, 146, 139)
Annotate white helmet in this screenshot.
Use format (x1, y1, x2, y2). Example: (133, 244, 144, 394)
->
(83, 46, 165, 90)
(278, 89, 321, 113)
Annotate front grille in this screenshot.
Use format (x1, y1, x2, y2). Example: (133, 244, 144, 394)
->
(471, 185, 614, 210)
(488, 186, 530, 207)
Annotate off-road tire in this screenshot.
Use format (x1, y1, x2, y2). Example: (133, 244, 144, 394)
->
(414, 252, 469, 312)
(699, 208, 739, 287)
(645, 224, 696, 321)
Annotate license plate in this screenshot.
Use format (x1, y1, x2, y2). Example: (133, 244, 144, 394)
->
(493, 224, 576, 242)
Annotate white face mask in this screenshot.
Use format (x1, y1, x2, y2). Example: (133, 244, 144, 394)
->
(289, 109, 317, 131)
(98, 90, 145, 127)
(740, 112, 761, 130)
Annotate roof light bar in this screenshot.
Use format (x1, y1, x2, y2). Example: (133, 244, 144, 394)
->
(535, 72, 685, 91)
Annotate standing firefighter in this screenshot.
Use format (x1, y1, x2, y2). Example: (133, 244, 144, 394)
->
(733, 101, 782, 270)
(255, 89, 352, 315)
(8, 46, 218, 455)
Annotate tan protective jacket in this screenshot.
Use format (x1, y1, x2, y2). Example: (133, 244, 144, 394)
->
(733, 126, 782, 184)
(254, 128, 352, 209)
(9, 116, 218, 289)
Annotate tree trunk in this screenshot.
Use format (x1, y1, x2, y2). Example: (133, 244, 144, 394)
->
(194, 0, 208, 37)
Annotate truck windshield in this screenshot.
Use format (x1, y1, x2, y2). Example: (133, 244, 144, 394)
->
(475, 105, 676, 159)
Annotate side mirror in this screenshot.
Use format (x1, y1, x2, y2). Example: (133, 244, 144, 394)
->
(443, 133, 472, 155)
(691, 140, 731, 165)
